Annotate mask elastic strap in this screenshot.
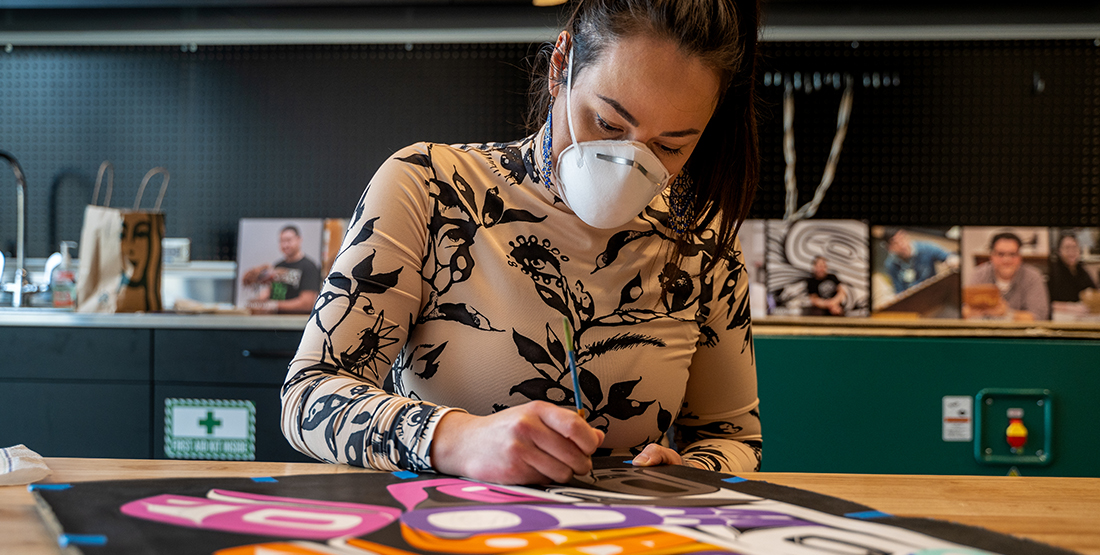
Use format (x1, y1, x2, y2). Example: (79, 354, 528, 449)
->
(564, 45, 581, 162)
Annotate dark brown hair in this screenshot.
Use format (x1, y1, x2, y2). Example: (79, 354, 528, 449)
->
(527, 0, 762, 279)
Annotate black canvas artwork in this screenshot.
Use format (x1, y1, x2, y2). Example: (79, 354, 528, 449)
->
(32, 458, 1076, 555)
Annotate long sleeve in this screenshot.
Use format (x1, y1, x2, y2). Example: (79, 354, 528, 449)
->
(674, 240, 762, 473)
(280, 144, 466, 472)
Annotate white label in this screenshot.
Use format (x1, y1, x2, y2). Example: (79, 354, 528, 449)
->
(172, 406, 251, 439)
(165, 398, 255, 460)
(942, 395, 973, 442)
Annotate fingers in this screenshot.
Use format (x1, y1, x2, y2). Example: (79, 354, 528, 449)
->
(631, 443, 683, 467)
(431, 403, 604, 485)
(522, 402, 603, 480)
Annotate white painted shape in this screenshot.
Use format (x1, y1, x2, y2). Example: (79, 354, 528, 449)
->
(484, 537, 529, 548)
(577, 545, 623, 555)
(537, 506, 627, 528)
(540, 532, 570, 545)
(143, 500, 241, 525)
(242, 508, 362, 532)
(425, 509, 522, 532)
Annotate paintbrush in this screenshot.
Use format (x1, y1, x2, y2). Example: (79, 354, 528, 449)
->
(563, 317, 596, 482)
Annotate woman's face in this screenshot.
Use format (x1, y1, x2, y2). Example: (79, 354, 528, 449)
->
(550, 33, 721, 179)
(121, 214, 152, 283)
(1059, 236, 1081, 266)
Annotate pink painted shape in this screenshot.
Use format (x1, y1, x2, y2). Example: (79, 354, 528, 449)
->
(387, 478, 546, 511)
(120, 492, 401, 540)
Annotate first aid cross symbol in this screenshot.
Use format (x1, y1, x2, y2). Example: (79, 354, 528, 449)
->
(199, 411, 222, 434)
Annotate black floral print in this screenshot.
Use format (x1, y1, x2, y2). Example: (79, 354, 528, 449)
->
(281, 134, 761, 474)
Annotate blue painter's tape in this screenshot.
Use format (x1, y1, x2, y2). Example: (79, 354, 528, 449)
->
(392, 471, 418, 479)
(722, 476, 748, 484)
(251, 477, 278, 483)
(846, 510, 892, 519)
(59, 534, 108, 547)
(28, 483, 71, 491)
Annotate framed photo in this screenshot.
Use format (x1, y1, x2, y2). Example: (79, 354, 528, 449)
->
(235, 218, 324, 313)
(764, 219, 870, 318)
(1048, 227, 1100, 322)
(870, 226, 961, 319)
(960, 226, 1050, 321)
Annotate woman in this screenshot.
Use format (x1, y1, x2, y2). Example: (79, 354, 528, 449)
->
(1049, 234, 1098, 303)
(282, 0, 762, 485)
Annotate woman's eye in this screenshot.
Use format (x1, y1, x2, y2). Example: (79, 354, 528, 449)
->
(595, 113, 620, 133)
(657, 144, 685, 155)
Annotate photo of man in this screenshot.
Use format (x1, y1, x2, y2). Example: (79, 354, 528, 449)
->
(236, 219, 323, 314)
(805, 256, 848, 316)
(961, 227, 1050, 321)
(765, 219, 870, 318)
(871, 226, 960, 319)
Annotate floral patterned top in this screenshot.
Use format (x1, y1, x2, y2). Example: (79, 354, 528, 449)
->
(280, 130, 761, 474)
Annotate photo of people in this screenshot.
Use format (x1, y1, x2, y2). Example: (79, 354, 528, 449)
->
(765, 219, 870, 317)
(737, 219, 767, 319)
(1048, 227, 1100, 322)
(961, 226, 1050, 321)
(871, 226, 960, 319)
(236, 218, 323, 314)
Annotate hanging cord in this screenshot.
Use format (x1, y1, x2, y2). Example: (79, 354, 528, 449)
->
(783, 76, 855, 222)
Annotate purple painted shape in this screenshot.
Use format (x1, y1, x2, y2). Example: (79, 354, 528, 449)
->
(401, 504, 820, 537)
(386, 478, 545, 511)
(120, 492, 401, 540)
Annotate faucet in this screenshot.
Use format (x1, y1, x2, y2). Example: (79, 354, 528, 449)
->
(1, 149, 30, 308)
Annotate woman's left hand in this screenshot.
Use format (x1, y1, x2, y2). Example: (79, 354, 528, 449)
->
(630, 443, 684, 467)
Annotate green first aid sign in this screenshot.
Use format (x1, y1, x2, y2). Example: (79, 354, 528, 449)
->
(164, 398, 256, 460)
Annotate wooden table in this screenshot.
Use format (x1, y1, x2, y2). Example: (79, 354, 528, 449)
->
(2, 458, 1099, 555)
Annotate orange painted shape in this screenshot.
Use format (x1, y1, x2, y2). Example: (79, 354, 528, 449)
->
(342, 537, 424, 555)
(214, 542, 333, 555)
(518, 529, 712, 555)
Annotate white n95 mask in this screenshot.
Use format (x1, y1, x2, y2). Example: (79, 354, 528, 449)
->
(552, 46, 672, 229)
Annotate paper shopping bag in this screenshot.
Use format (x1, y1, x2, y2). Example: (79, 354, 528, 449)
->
(116, 167, 170, 313)
(76, 164, 171, 313)
(76, 162, 123, 313)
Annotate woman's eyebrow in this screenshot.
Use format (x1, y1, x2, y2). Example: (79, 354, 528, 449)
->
(598, 95, 639, 126)
(597, 94, 702, 138)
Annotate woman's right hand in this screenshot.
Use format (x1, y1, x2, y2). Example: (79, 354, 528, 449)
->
(430, 401, 604, 485)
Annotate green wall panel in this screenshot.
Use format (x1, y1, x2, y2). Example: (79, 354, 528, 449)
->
(755, 335, 1099, 477)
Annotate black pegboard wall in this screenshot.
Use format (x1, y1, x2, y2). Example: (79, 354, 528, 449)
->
(753, 39, 1100, 226)
(1, 39, 1098, 262)
(0, 43, 535, 260)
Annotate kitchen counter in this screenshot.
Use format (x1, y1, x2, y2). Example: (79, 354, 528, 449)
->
(0, 310, 309, 330)
(3, 308, 1099, 338)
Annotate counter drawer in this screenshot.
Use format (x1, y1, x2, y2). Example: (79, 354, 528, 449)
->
(153, 329, 303, 385)
(1, 327, 150, 381)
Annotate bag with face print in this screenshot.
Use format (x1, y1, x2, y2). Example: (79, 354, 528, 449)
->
(76, 164, 170, 313)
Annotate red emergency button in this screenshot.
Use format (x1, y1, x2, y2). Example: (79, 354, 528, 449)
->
(1005, 407, 1028, 454)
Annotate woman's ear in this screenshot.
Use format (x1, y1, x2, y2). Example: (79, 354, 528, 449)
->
(548, 30, 572, 96)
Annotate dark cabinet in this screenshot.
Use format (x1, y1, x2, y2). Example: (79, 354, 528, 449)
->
(0, 327, 152, 458)
(2, 324, 310, 462)
(152, 328, 312, 462)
